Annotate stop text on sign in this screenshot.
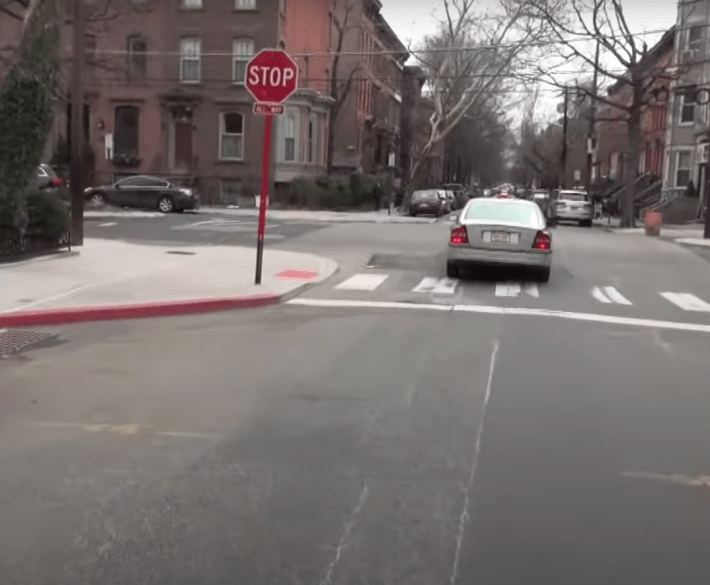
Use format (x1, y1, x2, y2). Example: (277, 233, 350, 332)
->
(248, 65, 296, 88)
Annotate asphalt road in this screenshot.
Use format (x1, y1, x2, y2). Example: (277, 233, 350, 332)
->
(84, 209, 329, 247)
(2, 216, 710, 583)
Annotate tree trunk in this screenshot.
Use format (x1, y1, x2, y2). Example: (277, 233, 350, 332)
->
(621, 80, 643, 228)
(326, 118, 336, 174)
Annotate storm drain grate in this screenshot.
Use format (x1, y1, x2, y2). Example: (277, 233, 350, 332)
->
(0, 329, 54, 358)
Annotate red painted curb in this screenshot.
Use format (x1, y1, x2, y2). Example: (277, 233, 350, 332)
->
(0, 294, 280, 328)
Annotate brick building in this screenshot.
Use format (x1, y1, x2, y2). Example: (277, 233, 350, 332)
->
(1, 0, 335, 207)
(330, 0, 407, 174)
(594, 28, 674, 184)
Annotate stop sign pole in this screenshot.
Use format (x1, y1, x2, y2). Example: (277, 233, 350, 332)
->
(245, 49, 299, 285)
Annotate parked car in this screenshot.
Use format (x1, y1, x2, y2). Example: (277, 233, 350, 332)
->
(446, 197, 552, 282)
(29, 164, 64, 191)
(442, 183, 469, 210)
(442, 190, 455, 213)
(409, 189, 447, 216)
(84, 175, 200, 213)
(549, 189, 593, 226)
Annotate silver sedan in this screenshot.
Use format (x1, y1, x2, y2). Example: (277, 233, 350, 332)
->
(446, 198, 552, 282)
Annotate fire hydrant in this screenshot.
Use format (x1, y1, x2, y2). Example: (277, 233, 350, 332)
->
(644, 210, 662, 236)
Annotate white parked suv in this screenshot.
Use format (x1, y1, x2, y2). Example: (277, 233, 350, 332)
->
(550, 190, 593, 227)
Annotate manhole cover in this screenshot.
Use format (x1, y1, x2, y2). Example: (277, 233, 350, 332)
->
(166, 250, 196, 255)
(0, 329, 55, 358)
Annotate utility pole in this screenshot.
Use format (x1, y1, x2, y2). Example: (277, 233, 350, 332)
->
(585, 40, 600, 196)
(70, 0, 85, 246)
(560, 87, 569, 189)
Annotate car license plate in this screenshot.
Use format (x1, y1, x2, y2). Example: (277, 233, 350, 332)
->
(491, 232, 511, 243)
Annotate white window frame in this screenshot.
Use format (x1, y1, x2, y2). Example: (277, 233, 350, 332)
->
(284, 114, 296, 162)
(219, 112, 244, 161)
(233, 38, 254, 84)
(235, 0, 256, 9)
(182, 0, 203, 9)
(674, 150, 692, 188)
(680, 93, 695, 125)
(180, 38, 201, 84)
(688, 25, 703, 51)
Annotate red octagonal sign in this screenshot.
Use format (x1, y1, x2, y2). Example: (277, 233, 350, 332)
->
(245, 49, 299, 105)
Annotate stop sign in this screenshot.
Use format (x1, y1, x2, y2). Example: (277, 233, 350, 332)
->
(245, 49, 299, 105)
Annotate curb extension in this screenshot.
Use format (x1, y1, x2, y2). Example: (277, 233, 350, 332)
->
(0, 293, 280, 328)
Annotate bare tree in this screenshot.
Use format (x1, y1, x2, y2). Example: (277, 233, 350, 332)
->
(326, 0, 361, 173)
(410, 0, 556, 190)
(530, 0, 677, 227)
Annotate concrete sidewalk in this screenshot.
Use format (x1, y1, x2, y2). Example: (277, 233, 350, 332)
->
(0, 239, 337, 327)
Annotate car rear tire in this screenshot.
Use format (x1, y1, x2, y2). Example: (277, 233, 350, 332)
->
(158, 196, 174, 213)
(446, 262, 459, 279)
(582, 219, 593, 227)
(537, 267, 551, 283)
(91, 192, 107, 206)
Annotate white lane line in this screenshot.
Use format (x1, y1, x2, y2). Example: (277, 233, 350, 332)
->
(412, 276, 440, 293)
(495, 282, 521, 297)
(603, 286, 632, 305)
(449, 341, 498, 585)
(98, 222, 117, 227)
(335, 273, 389, 291)
(432, 277, 458, 294)
(522, 283, 539, 298)
(660, 292, 710, 312)
(285, 298, 710, 334)
(592, 286, 612, 303)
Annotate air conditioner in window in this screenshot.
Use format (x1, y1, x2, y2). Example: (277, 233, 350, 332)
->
(698, 143, 710, 164)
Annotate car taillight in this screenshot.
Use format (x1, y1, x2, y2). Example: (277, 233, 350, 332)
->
(533, 231, 551, 250)
(450, 226, 468, 245)
(50, 177, 63, 186)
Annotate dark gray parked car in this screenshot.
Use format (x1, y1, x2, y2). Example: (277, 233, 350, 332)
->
(84, 175, 199, 213)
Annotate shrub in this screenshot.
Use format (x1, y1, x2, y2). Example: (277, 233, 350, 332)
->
(24, 190, 69, 242)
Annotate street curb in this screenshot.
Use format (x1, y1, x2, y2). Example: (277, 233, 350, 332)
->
(0, 294, 280, 328)
(0, 250, 80, 269)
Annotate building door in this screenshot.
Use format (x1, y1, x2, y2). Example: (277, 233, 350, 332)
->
(175, 122, 192, 172)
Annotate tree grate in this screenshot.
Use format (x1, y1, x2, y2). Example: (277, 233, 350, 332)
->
(0, 329, 54, 358)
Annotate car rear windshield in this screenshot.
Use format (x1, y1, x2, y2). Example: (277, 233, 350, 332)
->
(412, 190, 438, 201)
(559, 192, 588, 202)
(465, 200, 539, 225)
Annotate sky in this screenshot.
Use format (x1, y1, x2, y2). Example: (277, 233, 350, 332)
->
(379, 0, 679, 124)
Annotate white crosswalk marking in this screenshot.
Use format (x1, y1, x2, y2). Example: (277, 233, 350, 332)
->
(495, 283, 521, 297)
(336, 273, 389, 291)
(659, 292, 710, 312)
(592, 286, 632, 305)
(412, 277, 440, 293)
(523, 283, 539, 298)
(432, 278, 458, 294)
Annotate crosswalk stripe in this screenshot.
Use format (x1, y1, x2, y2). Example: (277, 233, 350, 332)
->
(335, 273, 389, 291)
(495, 283, 521, 297)
(603, 286, 632, 305)
(523, 283, 539, 298)
(660, 292, 710, 312)
(432, 278, 458, 294)
(412, 277, 440, 293)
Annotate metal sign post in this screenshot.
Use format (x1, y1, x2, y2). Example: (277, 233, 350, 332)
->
(245, 49, 299, 285)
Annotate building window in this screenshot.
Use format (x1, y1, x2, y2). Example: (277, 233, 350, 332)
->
(680, 91, 695, 124)
(233, 38, 254, 84)
(284, 114, 296, 161)
(235, 0, 256, 8)
(675, 151, 692, 187)
(220, 113, 244, 160)
(182, 0, 203, 8)
(180, 38, 201, 83)
(221, 178, 243, 204)
(688, 25, 703, 50)
(127, 36, 147, 79)
(114, 105, 139, 155)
